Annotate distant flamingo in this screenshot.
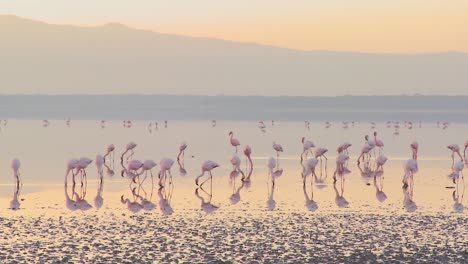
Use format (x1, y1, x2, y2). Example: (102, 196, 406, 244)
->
(301, 137, 315, 159)
(212, 120, 217, 127)
(373, 132, 384, 154)
(159, 158, 174, 187)
(447, 144, 463, 167)
(103, 144, 115, 163)
(229, 131, 240, 153)
(121, 142, 137, 162)
(243, 145, 253, 181)
(177, 142, 188, 162)
(273, 142, 283, 162)
(11, 159, 21, 185)
(402, 142, 419, 188)
(195, 160, 220, 187)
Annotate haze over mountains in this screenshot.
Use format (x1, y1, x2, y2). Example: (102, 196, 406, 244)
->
(1, 15, 468, 96)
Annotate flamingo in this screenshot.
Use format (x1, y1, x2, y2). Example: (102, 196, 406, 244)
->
(125, 159, 144, 183)
(11, 159, 21, 185)
(103, 144, 115, 163)
(373, 132, 384, 154)
(65, 159, 80, 186)
(375, 154, 388, 171)
(314, 147, 328, 164)
(121, 142, 137, 162)
(139, 160, 157, 185)
(335, 153, 349, 172)
(212, 120, 217, 127)
(273, 142, 283, 162)
(452, 160, 464, 184)
(301, 137, 315, 159)
(337, 142, 352, 154)
(357, 140, 374, 165)
(447, 144, 463, 167)
(267, 157, 277, 186)
(195, 160, 220, 187)
(95, 155, 104, 175)
(159, 158, 175, 187)
(230, 154, 245, 181)
(229, 131, 240, 153)
(302, 158, 318, 186)
(243, 145, 253, 181)
(177, 142, 188, 162)
(76, 157, 93, 187)
(402, 142, 419, 188)
(464, 141, 468, 162)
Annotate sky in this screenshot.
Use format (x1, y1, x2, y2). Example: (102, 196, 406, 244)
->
(1, 0, 468, 53)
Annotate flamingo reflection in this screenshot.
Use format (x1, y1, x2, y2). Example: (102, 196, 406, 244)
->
(195, 186, 219, 214)
(121, 187, 143, 213)
(158, 183, 174, 215)
(452, 185, 464, 213)
(303, 181, 318, 212)
(373, 170, 387, 203)
(229, 176, 246, 205)
(402, 185, 417, 212)
(266, 179, 276, 211)
(94, 156, 105, 210)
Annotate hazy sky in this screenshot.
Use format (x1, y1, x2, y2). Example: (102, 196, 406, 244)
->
(1, 0, 468, 53)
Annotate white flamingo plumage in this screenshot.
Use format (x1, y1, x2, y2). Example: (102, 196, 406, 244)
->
(195, 160, 220, 186)
(301, 137, 315, 158)
(403, 142, 419, 188)
(229, 132, 241, 153)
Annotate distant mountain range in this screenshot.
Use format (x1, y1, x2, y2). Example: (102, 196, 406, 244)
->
(1, 15, 468, 96)
(0, 95, 467, 122)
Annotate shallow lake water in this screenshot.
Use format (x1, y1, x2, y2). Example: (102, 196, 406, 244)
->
(0, 120, 466, 263)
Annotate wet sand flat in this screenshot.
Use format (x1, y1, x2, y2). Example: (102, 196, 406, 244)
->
(0, 211, 467, 263)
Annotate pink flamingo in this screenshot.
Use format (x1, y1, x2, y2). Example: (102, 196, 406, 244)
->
(11, 158, 21, 185)
(139, 160, 157, 185)
(302, 157, 318, 186)
(452, 160, 464, 184)
(373, 132, 384, 154)
(333, 153, 349, 182)
(195, 160, 220, 187)
(314, 147, 328, 164)
(357, 140, 374, 165)
(375, 154, 388, 171)
(125, 159, 144, 183)
(159, 158, 174, 187)
(273, 142, 283, 162)
(65, 159, 80, 186)
(121, 142, 137, 162)
(301, 137, 315, 159)
(243, 145, 253, 181)
(447, 144, 463, 167)
(230, 154, 245, 181)
(464, 141, 468, 162)
(76, 157, 93, 187)
(95, 155, 104, 175)
(103, 144, 115, 163)
(177, 142, 188, 162)
(402, 142, 419, 188)
(337, 142, 352, 154)
(229, 132, 240, 153)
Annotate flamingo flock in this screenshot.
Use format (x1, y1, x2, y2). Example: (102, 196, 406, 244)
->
(2, 119, 466, 213)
